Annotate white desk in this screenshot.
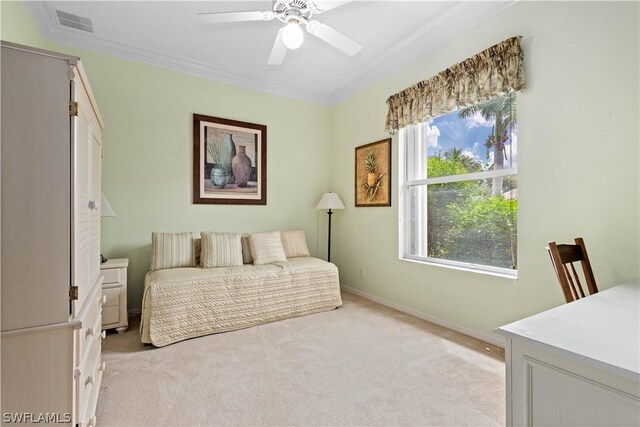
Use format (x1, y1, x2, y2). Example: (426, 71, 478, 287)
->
(496, 278, 640, 426)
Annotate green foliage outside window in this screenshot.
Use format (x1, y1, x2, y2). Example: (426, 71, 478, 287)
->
(426, 153, 518, 270)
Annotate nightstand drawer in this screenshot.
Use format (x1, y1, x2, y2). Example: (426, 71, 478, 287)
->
(100, 258, 129, 332)
(102, 268, 122, 284)
(102, 285, 121, 326)
(102, 305, 120, 325)
(103, 286, 120, 307)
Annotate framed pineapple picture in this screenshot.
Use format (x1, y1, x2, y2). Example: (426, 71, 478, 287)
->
(193, 114, 267, 205)
(355, 138, 391, 207)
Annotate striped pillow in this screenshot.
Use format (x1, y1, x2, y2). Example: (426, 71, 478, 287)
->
(150, 232, 197, 271)
(200, 232, 243, 268)
(281, 230, 310, 258)
(249, 231, 287, 265)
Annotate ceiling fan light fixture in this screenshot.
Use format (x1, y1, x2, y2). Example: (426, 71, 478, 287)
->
(282, 21, 304, 49)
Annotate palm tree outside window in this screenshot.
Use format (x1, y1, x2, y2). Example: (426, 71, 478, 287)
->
(400, 92, 518, 276)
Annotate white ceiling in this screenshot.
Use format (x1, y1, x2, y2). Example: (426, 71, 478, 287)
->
(26, 1, 514, 106)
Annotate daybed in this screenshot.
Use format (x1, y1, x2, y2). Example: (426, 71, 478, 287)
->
(140, 231, 342, 347)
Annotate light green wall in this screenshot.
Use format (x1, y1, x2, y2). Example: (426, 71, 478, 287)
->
(330, 1, 640, 341)
(0, 0, 44, 48)
(2, 1, 638, 341)
(62, 49, 332, 309)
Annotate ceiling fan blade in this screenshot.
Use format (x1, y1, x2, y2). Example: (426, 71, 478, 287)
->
(267, 28, 288, 65)
(197, 11, 274, 24)
(306, 20, 362, 56)
(312, 1, 352, 13)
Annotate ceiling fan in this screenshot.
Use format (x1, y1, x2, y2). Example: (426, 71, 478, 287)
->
(197, 0, 362, 65)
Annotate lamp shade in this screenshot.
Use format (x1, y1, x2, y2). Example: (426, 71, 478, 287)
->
(101, 193, 116, 217)
(316, 192, 345, 210)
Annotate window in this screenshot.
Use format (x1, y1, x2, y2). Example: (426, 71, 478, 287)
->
(400, 93, 517, 276)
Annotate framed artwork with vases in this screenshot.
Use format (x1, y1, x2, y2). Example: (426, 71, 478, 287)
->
(193, 114, 267, 205)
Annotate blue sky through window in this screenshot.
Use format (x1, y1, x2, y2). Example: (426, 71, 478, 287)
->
(426, 109, 517, 170)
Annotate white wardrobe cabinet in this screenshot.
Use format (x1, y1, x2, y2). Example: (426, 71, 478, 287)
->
(1, 41, 105, 427)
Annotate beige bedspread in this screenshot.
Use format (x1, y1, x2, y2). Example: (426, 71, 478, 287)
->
(140, 257, 342, 346)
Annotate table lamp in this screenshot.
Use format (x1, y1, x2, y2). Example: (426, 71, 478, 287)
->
(100, 193, 116, 262)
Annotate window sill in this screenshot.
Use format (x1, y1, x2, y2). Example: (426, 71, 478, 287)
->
(400, 256, 518, 280)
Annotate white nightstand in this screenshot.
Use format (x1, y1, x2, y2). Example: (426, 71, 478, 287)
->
(101, 258, 129, 333)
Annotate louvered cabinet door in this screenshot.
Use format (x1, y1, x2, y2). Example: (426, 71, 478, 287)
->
(72, 75, 92, 315)
(72, 66, 103, 316)
(89, 123, 102, 291)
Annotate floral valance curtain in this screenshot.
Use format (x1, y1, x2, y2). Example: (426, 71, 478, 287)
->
(385, 36, 525, 134)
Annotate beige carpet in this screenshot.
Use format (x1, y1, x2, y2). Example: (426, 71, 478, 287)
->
(97, 291, 505, 426)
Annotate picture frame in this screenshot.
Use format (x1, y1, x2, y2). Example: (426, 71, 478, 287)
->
(355, 138, 391, 207)
(193, 114, 267, 205)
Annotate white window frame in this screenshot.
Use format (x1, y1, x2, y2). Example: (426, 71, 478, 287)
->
(398, 123, 518, 279)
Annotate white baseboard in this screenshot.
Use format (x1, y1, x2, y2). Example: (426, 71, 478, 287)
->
(340, 285, 504, 348)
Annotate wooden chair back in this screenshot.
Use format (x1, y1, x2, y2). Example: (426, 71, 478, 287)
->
(547, 237, 598, 303)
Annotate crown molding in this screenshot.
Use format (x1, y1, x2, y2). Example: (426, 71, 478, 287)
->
(25, 1, 333, 106)
(26, 1, 515, 108)
(328, 1, 517, 105)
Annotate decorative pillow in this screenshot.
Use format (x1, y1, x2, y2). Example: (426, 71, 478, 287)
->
(200, 232, 243, 268)
(280, 230, 310, 258)
(150, 232, 197, 271)
(241, 233, 253, 265)
(249, 231, 287, 265)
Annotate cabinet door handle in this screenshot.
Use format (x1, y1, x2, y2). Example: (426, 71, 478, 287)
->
(100, 330, 106, 339)
(99, 362, 106, 372)
(85, 375, 93, 387)
(101, 295, 107, 305)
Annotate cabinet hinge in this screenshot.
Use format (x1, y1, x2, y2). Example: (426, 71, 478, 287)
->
(69, 101, 79, 116)
(69, 286, 79, 300)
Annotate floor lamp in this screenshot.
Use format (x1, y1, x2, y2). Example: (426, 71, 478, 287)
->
(316, 192, 345, 262)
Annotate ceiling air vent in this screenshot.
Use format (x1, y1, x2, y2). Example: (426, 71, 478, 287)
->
(55, 9, 93, 33)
